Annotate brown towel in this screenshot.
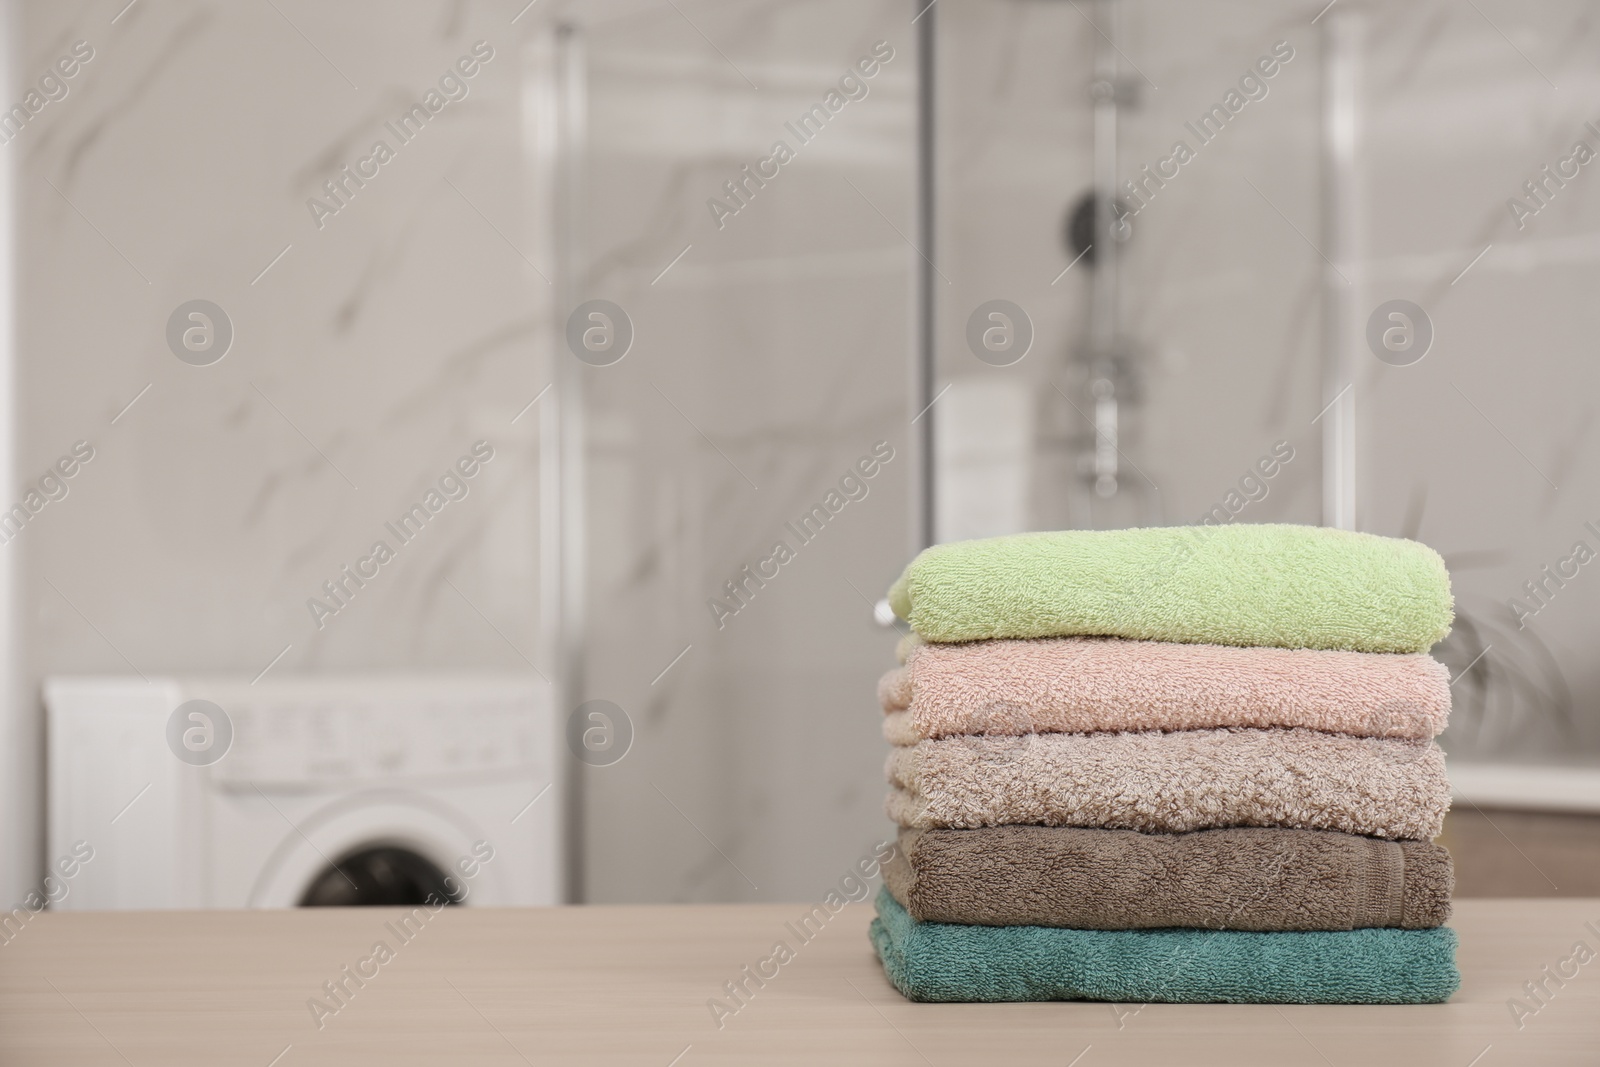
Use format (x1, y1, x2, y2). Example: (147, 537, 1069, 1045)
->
(883, 826, 1454, 931)
(886, 727, 1450, 840)
(878, 636, 1451, 741)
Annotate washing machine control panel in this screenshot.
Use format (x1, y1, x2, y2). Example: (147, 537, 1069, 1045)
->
(193, 680, 547, 788)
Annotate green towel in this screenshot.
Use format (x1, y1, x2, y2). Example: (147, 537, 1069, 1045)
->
(887, 524, 1452, 652)
(869, 888, 1459, 1004)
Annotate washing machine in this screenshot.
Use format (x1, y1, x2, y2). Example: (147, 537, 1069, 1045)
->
(45, 674, 561, 909)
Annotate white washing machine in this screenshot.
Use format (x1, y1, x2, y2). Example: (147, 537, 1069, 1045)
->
(45, 674, 562, 909)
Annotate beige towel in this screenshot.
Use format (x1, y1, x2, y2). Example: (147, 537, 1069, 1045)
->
(885, 727, 1449, 839)
(884, 826, 1454, 930)
(894, 632, 922, 665)
(879, 636, 1450, 742)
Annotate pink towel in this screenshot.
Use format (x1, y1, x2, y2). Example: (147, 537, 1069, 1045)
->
(878, 636, 1449, 742)
(885, 727, 1449, 840)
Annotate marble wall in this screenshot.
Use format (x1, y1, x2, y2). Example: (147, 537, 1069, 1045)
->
(8, 0, 1598, 904)
(5, 0, 917, 905)
(1354, 0, 1600, 759)
(8, 0, 551, 901)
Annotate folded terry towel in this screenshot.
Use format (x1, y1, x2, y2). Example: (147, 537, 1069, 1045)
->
(869, 888, 1459, 1004)
(885, 727, 1449, 839)
(886, 524, 1452, 652)
(879, 636, 1450, 742)
(884, 826, 1453, 930)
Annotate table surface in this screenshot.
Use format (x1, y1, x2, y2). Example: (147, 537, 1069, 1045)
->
(2, 899, 1597, 1066)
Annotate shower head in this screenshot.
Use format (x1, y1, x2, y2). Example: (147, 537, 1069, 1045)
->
(1064, 190, 1132, 269)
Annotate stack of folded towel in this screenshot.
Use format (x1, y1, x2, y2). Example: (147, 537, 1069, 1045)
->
(871, 523, 1461, 1004)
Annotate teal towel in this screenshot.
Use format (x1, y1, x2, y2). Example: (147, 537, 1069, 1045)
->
(887, 524, 1452, 652)
(869, 888, 1459, 1004)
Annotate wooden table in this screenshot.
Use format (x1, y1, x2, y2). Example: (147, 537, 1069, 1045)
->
(2, 899, 1596, 1065)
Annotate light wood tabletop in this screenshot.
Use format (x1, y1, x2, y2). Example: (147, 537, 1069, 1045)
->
(1, 898, 1596, 1065)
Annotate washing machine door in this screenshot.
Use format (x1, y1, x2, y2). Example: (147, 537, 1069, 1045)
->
(243, 789, 510, 908)
(298, 845, 461, 906)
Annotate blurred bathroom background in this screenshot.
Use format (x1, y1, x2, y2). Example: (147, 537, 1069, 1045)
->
(4, 0, 1598, 910)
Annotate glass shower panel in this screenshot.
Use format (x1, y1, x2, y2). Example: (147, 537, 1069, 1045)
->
(930, 0, 1325, 541)
(566, 1, 916, 902)
(930, 0, 1600, 764)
